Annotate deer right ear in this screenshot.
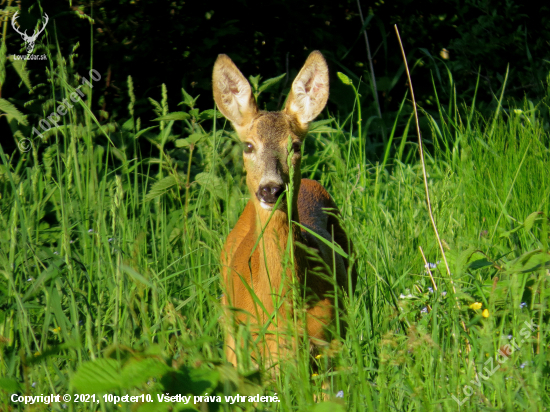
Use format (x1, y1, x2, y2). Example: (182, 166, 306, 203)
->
(212, 55, 258, 127)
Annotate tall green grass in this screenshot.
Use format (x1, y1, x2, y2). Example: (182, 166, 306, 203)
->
(1, 46, 549, 411)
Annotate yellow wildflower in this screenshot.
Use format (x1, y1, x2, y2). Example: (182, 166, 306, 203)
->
(469, 302, 482, 310)
(311, 373, 319, 377)
(482, 309, 490, 318)
(315, 354, 323, 359)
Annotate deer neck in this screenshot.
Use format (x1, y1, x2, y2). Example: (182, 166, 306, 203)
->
(253, 198, 306, 292)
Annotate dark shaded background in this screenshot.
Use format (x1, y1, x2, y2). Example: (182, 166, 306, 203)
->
(2, 0, 549, 149)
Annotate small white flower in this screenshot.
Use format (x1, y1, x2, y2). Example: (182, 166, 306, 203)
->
(421, 307, 428, 314)
(428, 287, 434, 293)
(424, 261, 440, 269)
(88, 229, 94, 233)
(442, 291, 447, 297)
(520, 362, 527, 369)
(507, 334, 513, 339)
(336, 390, 344, 398)
(54, 251, 59, 255)
(520, 302, 527, 309)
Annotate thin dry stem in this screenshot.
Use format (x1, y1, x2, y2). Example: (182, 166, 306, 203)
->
(394, 25, 472, 354)
(419, 246, 437, 291)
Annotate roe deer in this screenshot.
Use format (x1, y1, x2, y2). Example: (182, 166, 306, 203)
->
(213, 51, 356, 368)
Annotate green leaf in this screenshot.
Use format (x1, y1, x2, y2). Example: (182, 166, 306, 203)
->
(181, 87, 199, 108)
(120, 265, 153, 288)
(144, 175, 178, 202)
(153, 112, 190, 121)
(188, 367, 219, 394)
(468, 258, 494, 270)
(194, 172, 224, 199)
(71, 359, 122, 393)
(10, 58, 32, 90)
(175, 133, 205, 148)
(258, 73, 286, 94)
(310, 119, 338, 134)
(0, 377, 21, 393)
(121, 118, 134, 131)
(22, 264, 62, 302)
(0, 98, 28, 126)
(120, 358, 171, 388)
(505, 249, 550, 274)
(337, 72, 352, 86)
(199, 109, 224, 120)
(134, 125, 158, 140)
(445, 246, 476, 275)
(293, 221, 349, 259)
(248, 74, 261, 91)
(160, 120, 175, 146)
(524, 211, 542, 232)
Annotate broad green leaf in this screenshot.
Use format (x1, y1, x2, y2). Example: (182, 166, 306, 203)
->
(445, 246, 476, 275)
(121, 118, 135, 131)
(120, 357, 171, 388)
(71, 359, 122, 393)
(468, 258, 494, 270)
(176, 133, 205, 148)
(188, 367, 219, 394)
(199, 109, 224, 120)
(0, 378, 21, 392)
(154, 112, 190, 121)
(0, 98, 28, 126)
(505, 249, 550, 274)
(144, 175, 178, 202)
(258, 73, 286, 93)
(194, 172, 224, 199)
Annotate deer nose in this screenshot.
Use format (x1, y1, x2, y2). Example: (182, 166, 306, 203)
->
(257, 184, 284, 204)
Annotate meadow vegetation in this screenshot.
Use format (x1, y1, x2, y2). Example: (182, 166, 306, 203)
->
(1, 42, 550, 411)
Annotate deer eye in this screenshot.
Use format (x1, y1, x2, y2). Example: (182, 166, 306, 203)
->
(243, 143, 254, 154)
(291, 142, 302, 154)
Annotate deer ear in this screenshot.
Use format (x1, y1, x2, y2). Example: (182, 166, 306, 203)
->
(212, 55, 258, 127)
(284, 51, 329, 128)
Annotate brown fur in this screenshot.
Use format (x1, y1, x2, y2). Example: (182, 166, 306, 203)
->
(214, 51, 356, 368)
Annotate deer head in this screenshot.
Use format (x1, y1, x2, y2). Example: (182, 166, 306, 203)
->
(11, 11, 49, 54)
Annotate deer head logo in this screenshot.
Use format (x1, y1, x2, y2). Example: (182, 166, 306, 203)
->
(11, 11, 49, 54)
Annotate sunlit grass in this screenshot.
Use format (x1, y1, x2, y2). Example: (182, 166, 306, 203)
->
(0, 47, 549, 411)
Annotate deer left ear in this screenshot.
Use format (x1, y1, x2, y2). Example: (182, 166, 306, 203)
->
(284, 51, 329, 128)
